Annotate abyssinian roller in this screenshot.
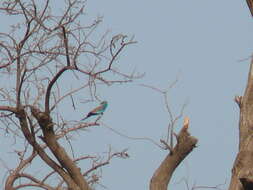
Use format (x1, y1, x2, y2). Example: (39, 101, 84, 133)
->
(81, 101, 108, 121)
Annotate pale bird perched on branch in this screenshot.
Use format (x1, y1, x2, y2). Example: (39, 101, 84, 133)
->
(81, 101, 108, 121)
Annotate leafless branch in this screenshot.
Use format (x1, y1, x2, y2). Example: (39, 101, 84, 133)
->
(234, 95, 242, 108)
(62, 26, 71, 67)
(45, 66, 74, 113)
(95, 35, 137, 76)
(140, 79, 187, 150)
(102, 122, 164, 149)
(0, 1, 138, 189)
(83, 148, 129, 177)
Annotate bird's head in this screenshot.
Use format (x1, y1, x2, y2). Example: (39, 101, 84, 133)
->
(101, 101, 108, 105)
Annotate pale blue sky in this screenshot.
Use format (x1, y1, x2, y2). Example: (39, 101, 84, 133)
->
(1, 1, 253, 190)
(84, 1, 253, 189)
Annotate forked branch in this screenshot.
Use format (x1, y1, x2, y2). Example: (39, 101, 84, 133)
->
(150, 117, 197, 190)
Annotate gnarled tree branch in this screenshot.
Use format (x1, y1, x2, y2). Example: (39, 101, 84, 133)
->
(150, 117, 198, 190)
(31, 106, 91, 190)
(14, 107, 80, 190)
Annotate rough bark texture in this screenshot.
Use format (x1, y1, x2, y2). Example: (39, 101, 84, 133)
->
(246, 0, 253, 17)
(150, 117, 198, 190)
(228, 62, 253, 190)
(31, 107, 91, 190)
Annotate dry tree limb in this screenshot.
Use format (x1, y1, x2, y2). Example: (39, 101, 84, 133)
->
(0, 1, 138, 190)
(150, 117, 198, 190)
(30, 106, 91, 190)
(234, 96, 243, 108)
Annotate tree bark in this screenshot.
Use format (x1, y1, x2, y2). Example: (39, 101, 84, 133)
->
(150, 117, 198, 190)
(30, 107, 91, 190)
(246, 0, 253, 17)
(228, 61, 253, 190)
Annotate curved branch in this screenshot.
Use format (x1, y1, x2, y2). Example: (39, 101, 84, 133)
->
(95, 35, 136, 76)
(44, 66, 74, 113)
(13, 173, 54, 190)
(0, 106, 17, 113)
(14, 183, 52, 190)
(44, 65, 109, 113)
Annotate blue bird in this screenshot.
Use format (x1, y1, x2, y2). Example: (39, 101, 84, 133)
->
(81, 101, 108, 121)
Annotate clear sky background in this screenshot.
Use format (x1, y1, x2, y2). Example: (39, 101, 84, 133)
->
(1, 1, 253, 190)
(83, 1, 253, 189)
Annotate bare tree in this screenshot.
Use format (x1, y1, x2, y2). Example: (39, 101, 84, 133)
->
(3, 1, 252, 190)
(150, 2, 253, 190)
(139, 84, 197, 190)
(0, 0, 198, 189)
(0, 0, 137, 190)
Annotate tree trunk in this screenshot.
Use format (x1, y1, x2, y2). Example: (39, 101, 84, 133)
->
(228, 61, 253, 190)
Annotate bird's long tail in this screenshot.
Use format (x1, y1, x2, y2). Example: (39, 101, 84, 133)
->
(81, 112, 93, 121)
(81, 116, 88, 121)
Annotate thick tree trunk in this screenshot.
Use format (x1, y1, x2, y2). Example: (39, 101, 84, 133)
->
(30, 107, 91, 190)
(150, 117, 198, 190)
(228, 61, 253, 190)
(228, 4, 253, 190)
